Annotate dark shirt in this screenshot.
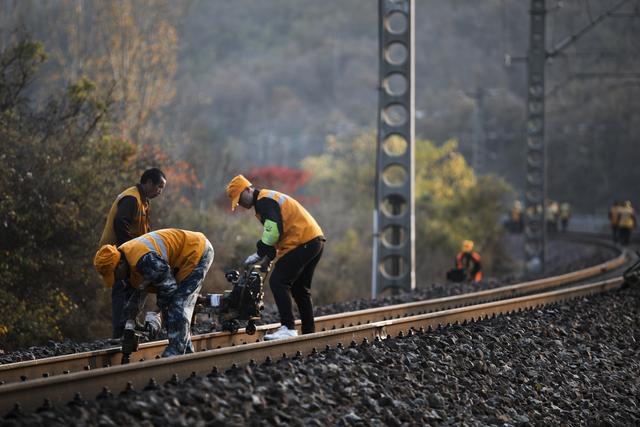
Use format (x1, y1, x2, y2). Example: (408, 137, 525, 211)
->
(253, 189, 283, 260)
(456, 251, 482, 278)
(114, 184, 149, 246)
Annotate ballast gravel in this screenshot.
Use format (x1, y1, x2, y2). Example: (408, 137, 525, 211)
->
(2, 279, 639, 425)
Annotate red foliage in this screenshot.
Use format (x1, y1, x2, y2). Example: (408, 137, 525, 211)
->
(241, 165, 318, 206)
(246, 166, 310, 195)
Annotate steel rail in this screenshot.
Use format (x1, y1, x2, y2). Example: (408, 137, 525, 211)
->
(0, 247, 628, 386)
(0, 276, 626, 415)
(553, 230, 640, 245)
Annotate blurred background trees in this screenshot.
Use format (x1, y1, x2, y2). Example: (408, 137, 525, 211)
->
(1, 0, 638, 349)
(0, 38, 136, 347)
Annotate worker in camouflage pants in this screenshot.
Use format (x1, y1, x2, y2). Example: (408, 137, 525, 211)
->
(94, 229, 214, 357)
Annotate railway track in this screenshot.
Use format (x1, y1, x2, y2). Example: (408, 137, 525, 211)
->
(0, 239, 626, 385)
(0, 237, 632, 414)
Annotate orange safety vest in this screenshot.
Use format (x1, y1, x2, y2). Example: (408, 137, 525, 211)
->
(617, 206, 636, 229)
(119, 229, 207, 287)
(510, 207, 521, 222)
(256, 189, 323, 259)
(456, 251, 483, 282)
(99, 186, 150, 246)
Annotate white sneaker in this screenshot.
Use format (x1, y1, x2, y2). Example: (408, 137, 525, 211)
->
(264, 325, 298, 340)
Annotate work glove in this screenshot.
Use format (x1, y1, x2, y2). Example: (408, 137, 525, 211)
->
(244, 252, 261, 266)
(124, 319, 136, 331)
(144, 311, 162, 339)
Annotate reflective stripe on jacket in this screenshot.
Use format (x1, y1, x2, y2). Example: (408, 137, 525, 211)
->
(256, 189, 323, 259)
(99, 186, 150, 246)
(119, 229, 206, 287)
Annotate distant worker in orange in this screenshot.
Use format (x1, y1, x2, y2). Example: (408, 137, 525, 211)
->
(617, 201, 636, 246)
(609, 201, 621, 244)
(509, 201, 523, 233)
(546, 200, 560, 232)
(455, 240, 483, 283)
(559, 202, 571, 232)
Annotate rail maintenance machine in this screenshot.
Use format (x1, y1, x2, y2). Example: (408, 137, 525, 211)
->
(121, 257, 268, 364)
(198, 257, 269, 335)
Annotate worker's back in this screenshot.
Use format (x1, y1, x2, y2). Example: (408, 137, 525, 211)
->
(618, 204, 636, 229)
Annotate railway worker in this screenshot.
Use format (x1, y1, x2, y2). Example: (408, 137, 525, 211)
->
(609, 201, 621, 244)
(546, 200, 560, 232)
(559, 202, 571, 232)
(455, 240, 482, 284)
(226, 174, 325, 340)
(99, 168, 167, 338)
(617, 201, 636, 246)
(526, 203, 543, 220)
(93, 228, 214, 357)
(509, 200, 523, 233)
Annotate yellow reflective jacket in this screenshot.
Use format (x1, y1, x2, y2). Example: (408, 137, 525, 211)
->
(99, 186, 150, 246)
(617, 206, 636, 229)
(256, 189, 323, 259)
(119, 229, 207, 287)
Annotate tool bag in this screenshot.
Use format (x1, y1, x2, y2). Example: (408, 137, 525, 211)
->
(446, 268, 466, 282)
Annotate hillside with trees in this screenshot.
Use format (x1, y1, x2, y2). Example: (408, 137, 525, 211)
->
(1, 0, 638, 348)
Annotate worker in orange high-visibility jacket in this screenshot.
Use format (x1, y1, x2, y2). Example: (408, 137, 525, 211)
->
(99, 168, 167, 338)
(617, 201, 636, 246)
(559, 202, 571, 232)
(509, 200, 523, 233)
(226, 174, 325, 341)
(455, 240, 483, 283)
(609, 200, 622, 244)
(94, 229, 214, 357)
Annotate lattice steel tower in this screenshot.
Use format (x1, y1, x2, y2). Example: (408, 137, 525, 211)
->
(372, 0, 415, 296)
(524, 0, 547, 275)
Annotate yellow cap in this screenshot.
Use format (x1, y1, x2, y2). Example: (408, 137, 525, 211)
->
(462, 240, 474, 252)
(226, 174, 252, 211)
(93, 245, 121, 288)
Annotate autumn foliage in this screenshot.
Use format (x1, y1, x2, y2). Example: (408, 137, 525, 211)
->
(133, 144, 203, 207)
(245, 166, 318, 205)
(0, 39, 200, 350)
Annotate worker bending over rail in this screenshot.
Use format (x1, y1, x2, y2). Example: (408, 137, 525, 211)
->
(99, 168, 167, 338)
(453, 240, 482, 284)
(94, 228, 214, 357)
(226, 174, 325, 340)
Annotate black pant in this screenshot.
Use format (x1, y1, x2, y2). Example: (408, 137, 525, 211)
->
(269, 237, 324, 334)
(619, 228, 632, 246)
(111, 279, 135, 338)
